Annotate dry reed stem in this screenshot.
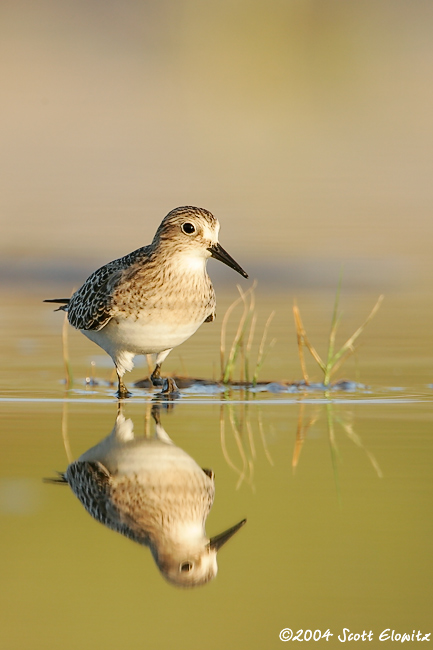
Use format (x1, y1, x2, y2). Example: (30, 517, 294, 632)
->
(293, 301, 310, 384)
(221, 281, 277, 385)
(245, 312, 257, 383)
(220, 281, 256, 380)
(293, 303, 325, 373)
(62, 311, 73, 389)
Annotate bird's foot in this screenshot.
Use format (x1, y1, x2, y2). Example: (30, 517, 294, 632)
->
(157, 377, 180, 399)
(116, 390, 132, 399)
(116, 378, 132, 399)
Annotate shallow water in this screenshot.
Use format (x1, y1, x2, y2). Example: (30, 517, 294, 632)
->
(1, 287, 432, 649)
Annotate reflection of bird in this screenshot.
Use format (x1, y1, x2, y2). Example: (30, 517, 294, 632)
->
(44, 206, 248, 397)
(48, 406, 246, 587)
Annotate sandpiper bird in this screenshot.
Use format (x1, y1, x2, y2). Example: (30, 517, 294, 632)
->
(45, 206, 248, 397)
(47, 406, 246, 587)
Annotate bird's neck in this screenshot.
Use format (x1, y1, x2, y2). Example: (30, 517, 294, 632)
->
(172, 251, 208, 276)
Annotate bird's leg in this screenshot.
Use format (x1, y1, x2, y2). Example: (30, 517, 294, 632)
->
(116, 372, 132, 399)
(150, 363, 164, 386)
(151, 403, 161, 425)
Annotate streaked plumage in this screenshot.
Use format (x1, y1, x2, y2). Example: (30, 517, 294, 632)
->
(45, 206, 248, 396)
(47, 406, 246, 587)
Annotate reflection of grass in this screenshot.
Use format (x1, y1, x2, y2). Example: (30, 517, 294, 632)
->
(293, 279, 383, 386)
(219, 404, 274, 490)
(291, 403, 319, 471)
(220, 282, 276, 386)
(219, 402, 382, 495)
(292, 403, 382, 504)
(326, 401, 384, 505)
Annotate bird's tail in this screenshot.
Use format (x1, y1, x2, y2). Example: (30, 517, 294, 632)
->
(43, 298, 70, 312)
(43, 472, 68, 485)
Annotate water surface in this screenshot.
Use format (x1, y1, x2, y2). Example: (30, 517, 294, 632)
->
(1, 288, 432, 649)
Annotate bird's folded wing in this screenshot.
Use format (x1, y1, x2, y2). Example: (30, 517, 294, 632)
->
(67, 461, 143, 540)
(67, 246, 149, 331)
(67, 265, 125, 331)
(67, 461, 112, 520)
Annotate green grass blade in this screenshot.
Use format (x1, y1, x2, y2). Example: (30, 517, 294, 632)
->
(222, 282, 257, 383)
(252, 310, 275, 386)
(324, 271, 344, 385)
(331, 294, 384, 368)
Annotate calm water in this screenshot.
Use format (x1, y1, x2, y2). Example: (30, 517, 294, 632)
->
(3, 2, 433, 646)
(1, 287, 432, 649)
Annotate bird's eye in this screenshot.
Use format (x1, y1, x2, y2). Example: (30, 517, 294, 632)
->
(181, 222, 196, 235)
(180, 561, 193, 572)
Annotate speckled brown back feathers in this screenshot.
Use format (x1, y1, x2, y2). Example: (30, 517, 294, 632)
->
(66, 245, 153, 330)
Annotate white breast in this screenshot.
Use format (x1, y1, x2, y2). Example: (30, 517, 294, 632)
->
(82, 313, 204, 372)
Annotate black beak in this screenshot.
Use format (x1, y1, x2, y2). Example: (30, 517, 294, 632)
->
(208, 518, 247, 551)
(208, 243, 248, 279)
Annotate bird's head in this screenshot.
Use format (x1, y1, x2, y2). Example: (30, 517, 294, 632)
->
(154, 518, 247, 588)
(154, 206, 248, 278)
